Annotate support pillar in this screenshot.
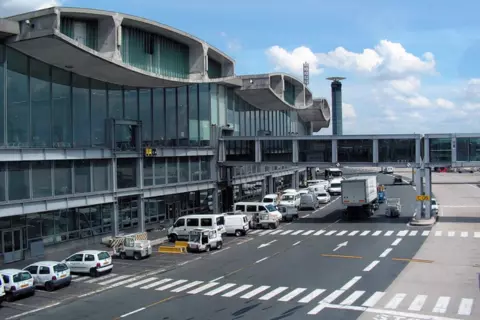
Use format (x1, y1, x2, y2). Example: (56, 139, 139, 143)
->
(414, 168, 423, 220)
(293, 170, 300, 189)
(267, 176, 274, 194)
(424, 167, 432, 219)
(137, 195, 145, 233)
(310, 167, 316, 179)
(112, 201, 119, 237)
(211, 185, 219, 214)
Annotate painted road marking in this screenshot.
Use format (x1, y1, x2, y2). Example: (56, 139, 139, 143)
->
(391, 238, 402, 246)
(409, 230, 418, 236)
(362, 291, 385, 307)
(432, 296, 450, 313)
(348, 230, 359, 236)
(461, 231, 468, 238)
(448, 231, 455, 237)
(336, 230, 348, 236)
(313, 230, 325, 236)
(475, 232, 480, 238)
(84, 273, 119, 284)
(321, 254, 362, 259)
(384, 293, 407, 309)
(360, 230, 370, 236)
(408, 294, 427, 312)
(270, 229, 283, 235)
(255, 229, 480, 238)
(384, 230, 394, 236)
(222, 284, 253, 297)
(204, 283, 237, 296)
(281, 230, 293, 235)
(458, 298, 474, 316)
(292, 230, 304, 235)
(98, 275, 130, 286)
(292, 241, 302, 246)
(259, 287, 289, 300)
(320, 290, 345, 304)
(363, 260, 380, 272)
(340, 290, 365, 306)
(187, 282, 219, 294)
(325, 230, 337, 236)
(435, 231, 443, 237)
(278, 288, 307, 302)
(125, 277, 158, 288)
(298, 289, 326, 303)
(379, 248, 392, 258)
(171, 281, 204, 293)
(397, 230, 408, 237)
(240, 285, 270, 299)
(155, 279, 188, 291)
(140, 278, 172, 290)
(302, 230, 315, 236)
(373, 231, 382, 236)
(259, 230, 274, 236)
(341, 276, 362, 291)
(422, 230, 430, 236)
(250, 230, 262, 234)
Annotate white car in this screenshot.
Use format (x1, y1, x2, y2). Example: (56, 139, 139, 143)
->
(328, 179, 342, 195)
(317, 192, 331, 204)
(384, 167, 394, 174)
(0, 269, 35, 302)
(23, 261, 71, 291)
(63, 250, 113, 277)
(0, 275, 5, 304)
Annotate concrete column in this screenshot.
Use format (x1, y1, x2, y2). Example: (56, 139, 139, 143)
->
(424, 167, 432, 219)
(212, 185, 219, 214)
(332, 140, 338, 164)
(261, 177, 267, 198)
(310, 167, 316, 179)
(267, 176, 274, 194)
(112, 201, 119, 237)
(372, 139, 379, 164)
(293, 170, 300, 189)
(255, 140, 262, 163)
(137, 195, 145, 233)
(451, 136, 457, 163)
(414, 168, 423, 220)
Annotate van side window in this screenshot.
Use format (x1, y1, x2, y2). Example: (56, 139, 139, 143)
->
(85, 254, 95, 262)
(243, 216, 248, 223)
(259, 206, 267, 211)
(246, 205, 256, 212)
(39, 266, 50, 275)
(25, 265, 38, 275)
(216, 216, 225, 225)
(174, 219, 185, 227)
(2, 275, 9, 284)
(200, 218, 212, 227)
(236, 205, 245, 211)
(186, 218, 199, 227)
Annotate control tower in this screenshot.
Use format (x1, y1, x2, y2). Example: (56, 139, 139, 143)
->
(326, 77, 346, 135)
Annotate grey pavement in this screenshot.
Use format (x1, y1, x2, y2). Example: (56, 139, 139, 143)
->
(5, 170, 476, 320)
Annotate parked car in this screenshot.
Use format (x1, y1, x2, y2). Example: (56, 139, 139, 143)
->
(0, 276, 5, 304)
(62, 250, 113, 277)
(0, 269, 35, 302)
(23, 261, 71, 291)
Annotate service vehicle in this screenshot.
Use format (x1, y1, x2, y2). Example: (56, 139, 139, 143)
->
(306, 180, 326, 187)
(168, 214, 226, 242)
(325, 168, 343, 180)
(298, 188, 313, 196)
(62, 250, 113, 277)
(281, 189, 297, 195)
(232, 202, 282, 221)
(328, 178, 343, 195)
(385, 198, 402, 217)
(341, 176, 378, 219)
(224, 214, 249, 236)
(107, 233, 152, 260)
(187, 229, 223, 252)
(317, 191, 331, 204)
(299, 193, 319, 210)
(251, 211, 280, 229)
(23, 261, 71, 291)
(262, 194, 279, 204)
(0, 269, 35, 302)
(383, 167, 394, 174)
(277, 205, 299, 221)
(279, 192, 301, 207)
(393, 176, 403, 184)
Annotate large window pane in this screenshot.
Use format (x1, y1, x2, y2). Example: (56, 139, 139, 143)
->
(210, 84, 218, 126)
(177, 86, 188, 146)
(32, 161, 52, 198)
(72, 74, 90, 147)
(117, 158, 137, 189)
(188, 85, 199, 146)
(139, 88, 152, 145)
(108, 84, 122, 119)
(166, 158, 177, 184)
(201, 157, 210, 180)
(7, 48, 29, 146)
(0, 163, 5, 201)
(154, 158, 165, 185)
(74, 160, 91, 193)
(54, 160, 72, 195)
(52, 67, 72, 147)
(165, 88, 177, 146)
(91, 80, 107, 147)
(0, 44, 5, 146)
(227, 88, 234, 124)
(199, 84, 211, 146)
(152, 88, 165, 147)
(8, 162, 30, 201)
(143, 158, 153, 186)
(93, 160, 109, 191)
(30, 59, 51, 147)
(124, 87, 138, 120)
(179, 157, 189, 182)
(190, 157, 200, 181)
(218, 85, 226, 126)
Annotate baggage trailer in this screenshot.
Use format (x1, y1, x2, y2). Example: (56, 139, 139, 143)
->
(341, 176, 379, 219)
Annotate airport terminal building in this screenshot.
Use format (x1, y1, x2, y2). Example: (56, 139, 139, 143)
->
(0, 7, 330, 263)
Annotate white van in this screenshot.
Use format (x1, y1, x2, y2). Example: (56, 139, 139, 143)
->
(233, 202, 282, 221)
(262, 194, 278, 204)
(224, 215, 249, 236)
(168, 214, 226, 242)
(281, 189, 297, 195)
(328, 178, 343, 195)
(279, 192, 301, 207)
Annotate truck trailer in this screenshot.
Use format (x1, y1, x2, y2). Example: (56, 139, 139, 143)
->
(341, 176, 378, 219)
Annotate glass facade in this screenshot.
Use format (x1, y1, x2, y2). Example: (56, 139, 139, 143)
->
(331, 80, 343, 135)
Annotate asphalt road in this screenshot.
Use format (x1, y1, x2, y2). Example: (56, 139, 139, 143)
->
(4, 170, 467, 320)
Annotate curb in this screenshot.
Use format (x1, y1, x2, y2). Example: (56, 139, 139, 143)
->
(151, 237, 168, 246)
(409, 217, 437, 227)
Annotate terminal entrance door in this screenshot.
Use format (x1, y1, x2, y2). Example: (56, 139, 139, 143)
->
(2, 229, 23, 263)
(167, 202, 180, 223)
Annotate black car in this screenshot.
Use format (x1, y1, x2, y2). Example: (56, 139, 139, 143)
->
(393, 176, 403, 184)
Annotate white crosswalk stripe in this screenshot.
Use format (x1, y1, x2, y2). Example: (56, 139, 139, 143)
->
(325, 230, 336, 236)
(313, 230, 325, 236)
(409, 230, 418, 236)
(259, 230, 274, 236)
(240, 285, 270, 299)
(408, 294, 427, 311)
(250, 230, 262, 234)
(204, 283, 237, 296)
(259, 287, 289, 300)
(336, 230, 348, 236)
(171, 281, 204, 293)
(362, 291, 385, 307)
(397, 230, 408, 236)
(98, 275, 130, 286)
(302, 230, 315, 236)
(432, 296, 450, 313)
(292, 230, 304, 235)
(270, 229, 283, 235)
(372, 231, 382, 236)
(422, 230, 430, 236)
(340, 290, 365, 305)
(125, 277, 158, 288)
(187, 282, 219, 294)
(348, 230, 359, 236)
(222, 284, 253, 297)
(71, 276, 89, 282)
(360, 230, 370, 236)
(384, 293, 407, 309)
(155, 279, 188, 291)
(298, 289, 325, 303)
(458, 298, 474, 316)
(435, 231, 443, 236)
(141, 278, 172, 290)
(278, 288, 307, 302)
(461, 231, 468, 238)
(384, 230, 394, 236)
(320, 290, 344, 304)
(84, 273, 119, 284)
(281, 230, 293, 235)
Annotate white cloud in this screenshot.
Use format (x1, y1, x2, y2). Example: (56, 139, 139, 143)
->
(266, 46, 323, 75)
(342, 103, 356, 119)
(465, 78, 480, 100)
(266, 40, 436, 80)
(394, 94, 432, 107)
(219, 32, 242, 52)
(435, 98, 455, 109)
(386, 76, 421, 96)
(0, 0, 61, 17)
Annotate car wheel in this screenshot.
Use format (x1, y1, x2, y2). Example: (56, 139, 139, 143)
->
(235, 230, 242, 237)
(120, 252, 127, 260)
(134, 252, 142, 260)
(89, 268, 98, 278)
(169, 234, 177, 243)
(6, 294, 14, 302)
(205, 245, 211, 252)
(45, 282, 55, 292)
(217, 241, 223, 250)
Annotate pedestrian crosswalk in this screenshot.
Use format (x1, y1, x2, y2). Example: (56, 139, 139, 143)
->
(70, 273, 474, 316)
(249, 228, 480, 239)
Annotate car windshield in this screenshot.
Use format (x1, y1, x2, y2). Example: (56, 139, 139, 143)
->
(53, 263, 69, 272)
(282, 195, 294, 201)
(13, 272, 32, 282)
(264, 204, 277, 212)
(331, 183, 341, 188)
(189, 233, 201, 242)
(263, 198, 274, 203)
(98, 252, 110, 260)
(431, 200, 437, 205)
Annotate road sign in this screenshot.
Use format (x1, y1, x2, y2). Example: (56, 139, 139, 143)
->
(144, 147, 157, 157)
(416, 195, 430, 201)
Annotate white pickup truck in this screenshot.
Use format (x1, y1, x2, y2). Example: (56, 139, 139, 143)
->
(341, 176, 378, 219)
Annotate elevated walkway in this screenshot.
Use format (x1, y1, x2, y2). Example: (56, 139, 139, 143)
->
(218, 133, 480, 168)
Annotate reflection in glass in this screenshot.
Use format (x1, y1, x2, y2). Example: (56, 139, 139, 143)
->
(378, 139, 416, 163)
(72, 74, 91, 147)
(124, 87, 138, 120)
(30, 59, 51, 147)
(52, 67, 72, 147)
(108, 84, 123, 119)
(7, 48, 29, 146)
(75, 160, 91, 193)
(8, 162, 30, 200)
(165, 88, 177, 146)
(337, 139, 373, 162)
(429, 138, 451, 162)
(54, 160, 72, 195)
(32, 161, 52, 198)
(167, 158, 178, 184)
(152, 88, 165, 146)
(188, 85, 199, 146)
(199, 84, 211, 146)
(117, 158, 137, 189)
(139, 88, 152, 145)
(190, 157, 200, 181)
(179, 157, 189, 182)
(210, 84, 218, 125)
(177, 86, 188, 146)
(115, 124, 136, 151)
(143, 158, 153, 186)
(90, 80, 107, 147)
(201, 157, 210, 180)
(456, 138, 480, 162)
(0, 163, 5, 201)
(93, 160, 109, 191)
(0, 44, 4, 146)
(154, 158, 165, 185)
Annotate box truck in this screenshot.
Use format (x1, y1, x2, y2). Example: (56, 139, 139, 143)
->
(341, 176, 378, 219)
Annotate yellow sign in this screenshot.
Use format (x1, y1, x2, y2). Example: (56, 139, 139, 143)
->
(416, 195, 430, 201)
(144, 147, 157, 157)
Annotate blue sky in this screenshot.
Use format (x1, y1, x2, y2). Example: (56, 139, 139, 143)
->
(2, 0, 480, 134)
